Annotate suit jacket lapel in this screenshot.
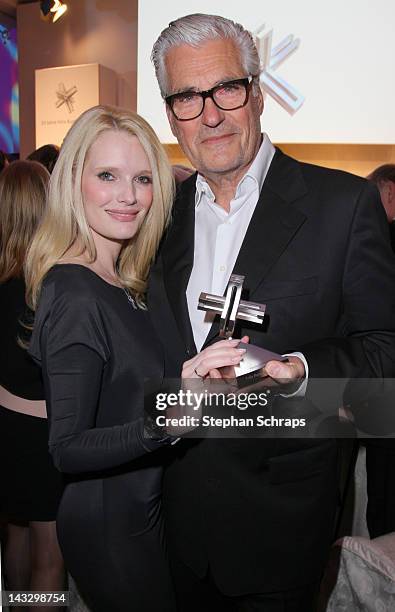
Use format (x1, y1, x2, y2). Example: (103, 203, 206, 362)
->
(204, 149, 308, 346)
(234, 149, 308, 296)
(162, 174, 197, 353)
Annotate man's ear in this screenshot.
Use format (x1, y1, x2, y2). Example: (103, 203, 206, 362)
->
(256, 85, 264, 116)
(166, 104, 178, 138)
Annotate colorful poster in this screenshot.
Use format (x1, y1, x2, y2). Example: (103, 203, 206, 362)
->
(0, 21, 19, 153)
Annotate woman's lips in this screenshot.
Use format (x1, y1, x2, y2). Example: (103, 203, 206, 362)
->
(106, 209, 139, 222)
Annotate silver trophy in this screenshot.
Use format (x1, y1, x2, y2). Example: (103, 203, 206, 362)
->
(199, 274, 286, 387)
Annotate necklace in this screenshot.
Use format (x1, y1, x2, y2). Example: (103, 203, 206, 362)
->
(123, 286, 138, 310)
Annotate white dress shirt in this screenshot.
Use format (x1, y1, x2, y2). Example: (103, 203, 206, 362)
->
(187, 134, 275, 351)
(186, 134, 308, 394)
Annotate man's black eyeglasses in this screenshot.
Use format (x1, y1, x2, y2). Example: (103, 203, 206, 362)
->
(165, 76, 255, 121)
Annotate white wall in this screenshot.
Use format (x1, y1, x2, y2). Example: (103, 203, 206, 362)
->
(138, 0, 394, 144)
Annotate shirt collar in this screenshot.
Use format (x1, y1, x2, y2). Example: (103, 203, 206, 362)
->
(195, 133, 275, 207)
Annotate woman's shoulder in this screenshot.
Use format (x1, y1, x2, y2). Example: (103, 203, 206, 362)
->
(38, 264, 110, 323)
(0, 277, 29, 322)
(0, 275, 25, 299)
(0, 274, 25, 293)
(30, 264, 110, 363)
(44, 263, 102, 300)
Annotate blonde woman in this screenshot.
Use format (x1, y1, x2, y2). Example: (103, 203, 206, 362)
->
(0, 161, 65, 608)
(26, 106, 244, 612)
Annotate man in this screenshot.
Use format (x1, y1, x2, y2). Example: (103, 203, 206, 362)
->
(363, 164, 395, 539)
(368, 164, 395, 251)
(148, 14, 395, 611)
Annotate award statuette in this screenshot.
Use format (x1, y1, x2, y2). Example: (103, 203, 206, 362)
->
(198, 274, 287, 387)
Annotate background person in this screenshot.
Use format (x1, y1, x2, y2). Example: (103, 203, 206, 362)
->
(27, 144, 60, 175)
(149, 14, 395, 611)
(368, 164, 395, 251)
(0, 160, 65, 612)
(363, 164, 395, 539)
(25, 105, 244, 612)
(0, 150, 8, 173)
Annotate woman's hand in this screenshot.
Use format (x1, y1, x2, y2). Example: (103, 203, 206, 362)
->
(182, 339, 246, 380)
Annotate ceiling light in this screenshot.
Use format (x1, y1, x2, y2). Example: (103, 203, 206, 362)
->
(40, 1, 68, 23)
(52, 3, 67, 23)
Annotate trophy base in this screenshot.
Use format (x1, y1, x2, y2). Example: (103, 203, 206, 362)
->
(233, 342, 288, 389)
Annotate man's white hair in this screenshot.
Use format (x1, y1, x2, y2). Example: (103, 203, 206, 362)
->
(151, 13, 261, 98)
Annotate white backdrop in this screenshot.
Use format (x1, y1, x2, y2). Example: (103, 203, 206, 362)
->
(137, 0, 394, 144)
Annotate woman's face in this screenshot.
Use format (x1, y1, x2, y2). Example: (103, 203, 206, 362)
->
(81, 130, 153, 246)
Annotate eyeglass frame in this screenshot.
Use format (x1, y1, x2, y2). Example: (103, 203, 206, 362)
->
(165, 75, 256, 122)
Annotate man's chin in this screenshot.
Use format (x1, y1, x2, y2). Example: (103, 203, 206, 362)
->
(199, 158, 244, 177)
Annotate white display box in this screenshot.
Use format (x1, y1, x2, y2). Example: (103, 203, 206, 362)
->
(35, 63, 116, 148)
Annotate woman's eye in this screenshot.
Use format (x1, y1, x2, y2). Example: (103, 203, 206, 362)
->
(98, 171, 114, 181)
(135, 175, 152, 185)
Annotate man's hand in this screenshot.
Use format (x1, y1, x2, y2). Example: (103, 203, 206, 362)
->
(265, 356, 305, 384)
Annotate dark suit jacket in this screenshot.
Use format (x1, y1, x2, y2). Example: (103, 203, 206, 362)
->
(148, 148, 395, 595)
(390, 221, 395, 253)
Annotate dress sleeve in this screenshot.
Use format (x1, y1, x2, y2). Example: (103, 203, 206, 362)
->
(30, 281, 167, 475)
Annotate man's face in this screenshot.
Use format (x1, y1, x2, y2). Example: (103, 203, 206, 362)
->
(164, 39, 263, 181)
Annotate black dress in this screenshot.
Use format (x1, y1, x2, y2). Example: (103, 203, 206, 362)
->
(0, 277, 63, 521)
(29, 265, 176, 612)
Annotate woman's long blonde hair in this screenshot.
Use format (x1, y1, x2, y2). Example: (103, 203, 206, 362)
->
(0, 160, 49, 283)
(25, 105, 174, 310)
